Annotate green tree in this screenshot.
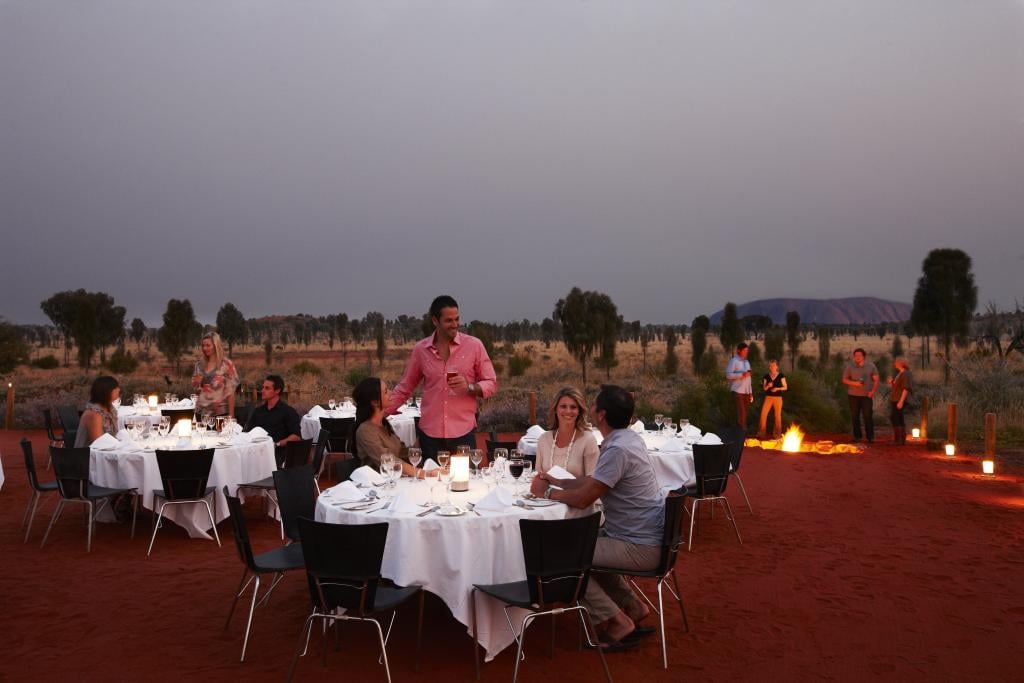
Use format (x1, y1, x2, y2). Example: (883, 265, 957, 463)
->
(691, 315, 710, 375)
(375, 316, 386, 368)
(785, 311, 801, 370)
(891, 333, 904, 358)
(817, 326, 831, 366)
(540, 318, 557, 349)
(910, 248, 978, 384)
(129, 318, 147, 351)
(0, 318, 29, 373)
(40, 289, 125, 369)
(664, 327, 679, 376)
(157, 299, 202, 374)
(719, 302, 743, 352)
(764, 326, 785, 362)
(335, 313, 350, 367)
(554, 287, 620, 387)
(216, 302, 247, 357)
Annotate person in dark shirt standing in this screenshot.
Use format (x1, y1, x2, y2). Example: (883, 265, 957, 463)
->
(758, 359, 788, 439)
(245, 375, 302, 452)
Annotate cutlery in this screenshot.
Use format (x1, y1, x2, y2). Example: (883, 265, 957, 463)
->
(366, 502, 391, 514)
(466, 502, 482, 517)
(416, 505, 440, 517)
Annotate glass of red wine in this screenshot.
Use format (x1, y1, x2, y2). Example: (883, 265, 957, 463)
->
(509, 458, 525, 497)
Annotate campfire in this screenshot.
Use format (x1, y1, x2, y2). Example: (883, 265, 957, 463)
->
(745, 425, 865, 455)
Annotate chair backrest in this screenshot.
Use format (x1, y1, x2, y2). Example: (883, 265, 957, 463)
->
(279, 439, 313, 469)
(56, 405, 81, 432)
(717, 426, 747, 471)
(311, 434, 330, 475)
(692, 443, 732, 497)
(43, 408, 62, 441)
(223, 487, 258, 571)
(297, 517, 389, 616)
(657, 492, 688, 572)
(154, 448, 216, 500)
(49, 446, 92, 499)
(486, 440, 519, 457)
(333, 458, 360, 482)
(273, 465, 316, 543)
(318, 417, 354, 453)
(234, 403, 255, 426)
(519, 512, 601, 607)
(161, 408, 196, 426)
(21, 439, 44, 491)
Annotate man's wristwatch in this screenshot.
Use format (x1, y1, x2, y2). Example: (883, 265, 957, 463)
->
(543, 485, 554, 500)
(467, 382, 476, 396)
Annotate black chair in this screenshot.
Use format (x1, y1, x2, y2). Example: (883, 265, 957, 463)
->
(470, 512, 609, 683)
(718, 426, 753, 513)
(238, 439, 313, 539)
(686, 443, 742, 551)
(43, 408, 66, 447)
(56, 405, 80, 450)
(41, 446, 139, 553)
(223, 488, 305, 662)
(273, 465, 316, 544)
(161, 408, 196, 429)
(147, 448, 220, 555)
(592, 493, 690, 669)
(286, 518, 424, 683)
(234, 403, 255, 427)
(310, 436, 329, 493)
(318, 417, 355, 477)
(20, 439, 59, 543)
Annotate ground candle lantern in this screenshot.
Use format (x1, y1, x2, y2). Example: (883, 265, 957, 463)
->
(945, 444, 955, 457)
(911, 428, 921, 439)
(177, 419, 191, 438)
(450, 454, 470, 492)
(982, 459, 995, 476)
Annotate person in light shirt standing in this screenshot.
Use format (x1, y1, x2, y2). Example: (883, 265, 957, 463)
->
(388, 295, 498, 464)
(842, 347, 879, 443)
(726, 342, 753, 431)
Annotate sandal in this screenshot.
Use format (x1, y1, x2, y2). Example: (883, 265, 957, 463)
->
(621, 625, 657, 642)
(587, 631, 639, 653)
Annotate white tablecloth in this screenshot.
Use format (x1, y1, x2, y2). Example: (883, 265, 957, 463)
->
(90, 435, 276, 539)
(518, 428, 696, 490)
(300, 406, 419, 448)
(0, 448, 5, 490)
(316, 477, 582, 662)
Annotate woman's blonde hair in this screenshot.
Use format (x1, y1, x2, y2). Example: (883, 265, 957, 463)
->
(201, 331, 226, 367)
(547, 386, 591, 433)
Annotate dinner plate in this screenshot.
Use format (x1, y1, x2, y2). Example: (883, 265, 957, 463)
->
(522, 499, 558, 507)
(251, 436, 271, 443)
(338, 501, 377, 510)
(97, 446, 118, 451)
(437, 506, 466, 517)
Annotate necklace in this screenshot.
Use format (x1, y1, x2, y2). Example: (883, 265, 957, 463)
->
(552, 428, 576, 469)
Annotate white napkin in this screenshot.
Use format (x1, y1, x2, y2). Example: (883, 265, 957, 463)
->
(389, 490, 420, 514)
(350, 465, 385, 487)
(248, 426, 268, 439)
(422, 459, 439, 473)
(116, 429, 131, 441)
(679, 424, 700, 438)
(232, 431, 253, 445)
(659, 438, 688, 454)
(630, 420, 646, 433)
(525, 424, 545, 439)
(119, 438, 142, 451)
(323, 481, 364, 502)
(92, 433, 120, 449)
(697, 432, 723, 445)
(474, 486, 515, 512)
(545, 464, 576, 480)
(307, 405, 326, 418)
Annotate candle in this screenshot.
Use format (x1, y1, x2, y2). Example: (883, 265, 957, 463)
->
(982, 459, 995, 476)
(450, 454, 470, 492)
(148, 395, 159, 409)
(944, 444, 955, 457)
(911, 428, 920, 439)
(177, 419, 191, 437)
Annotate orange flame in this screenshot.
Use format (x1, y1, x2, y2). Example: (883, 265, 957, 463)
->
(781, 425, 804, 453)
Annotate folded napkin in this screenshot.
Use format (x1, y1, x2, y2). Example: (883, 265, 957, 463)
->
(474, 485, 515, 512)
(658, 438, 688, 454)
(389, 490, 420, 514)
(119, 438, 142, 451)
(630, 420, 646, 433)
(307, 405, 327, 418)
(422, 458, 439, 473)
(232, 431, 253, 445)
(545, 464, 576, 480)
(350, 465, 385, 487)
(697, 432, 723, 445)
(680, 424, 702, 438)
(248, 426, 268, 439)
(116, 429, 131, 441)
(323, 481, 364, 502)
(525, 424, 545, 439)
(92, 433, 120, 449)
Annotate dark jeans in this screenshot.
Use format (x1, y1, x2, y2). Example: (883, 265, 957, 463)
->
(416, 427, 476, 466)
(890, 402, 906, 430)
(849, 395, 874, 442)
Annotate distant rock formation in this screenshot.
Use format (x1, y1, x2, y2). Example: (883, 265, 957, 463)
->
(709, 297, 911, 326)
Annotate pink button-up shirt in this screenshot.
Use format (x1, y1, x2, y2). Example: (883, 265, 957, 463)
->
(389, 332, 498, 439)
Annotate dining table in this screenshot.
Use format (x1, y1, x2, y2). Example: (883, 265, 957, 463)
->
(300, 403, 420, 448)
(89, 432, 276, 539)
(315, 474, 589, 662)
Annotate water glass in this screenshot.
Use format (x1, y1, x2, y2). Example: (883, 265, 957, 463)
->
(408, 448, 422, 479)
(437, 450, 450, 470)
(654, 414, 664, 431)
(328, 398, 336, 411)
(470, 449, 484, 477)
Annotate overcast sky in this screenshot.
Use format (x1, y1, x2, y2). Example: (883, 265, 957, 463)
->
(2, 1, 1022, 327)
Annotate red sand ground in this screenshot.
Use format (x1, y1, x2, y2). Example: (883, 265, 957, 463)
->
(1, 429, 1022, 683)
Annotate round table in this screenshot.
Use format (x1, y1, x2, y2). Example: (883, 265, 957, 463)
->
(90, 434, 276, 539)
(315, 476, 585, 661)
(300, 406, 419, 448)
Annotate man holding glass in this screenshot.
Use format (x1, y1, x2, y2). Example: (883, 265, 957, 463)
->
(530, 384, 663, 651)
(389, 295, 498, 464)
(245, 374, 302, 457)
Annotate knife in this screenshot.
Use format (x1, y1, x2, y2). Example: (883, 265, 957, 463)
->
(416, 505, 440, 517)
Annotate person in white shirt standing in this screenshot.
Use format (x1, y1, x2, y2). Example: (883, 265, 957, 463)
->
(726, 342, 753, 431)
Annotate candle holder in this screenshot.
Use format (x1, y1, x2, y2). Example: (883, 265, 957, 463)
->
(944, 444, 955, 457)
(177, 419, 192, 438)
(982, 459, 995, 476)
(450, 454, 470, 492)
(911, 428, 920, 439)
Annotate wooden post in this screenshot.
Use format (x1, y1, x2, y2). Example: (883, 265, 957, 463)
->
(920, 396, 929, 440)
(985, 413, 997, 457)
(947, 403, 957, 447)
(528, 391, 537, 426)
(4, 383, 13, 430)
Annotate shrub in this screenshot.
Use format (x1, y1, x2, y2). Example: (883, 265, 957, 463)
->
(673, 376, 732, 432)
(31, 355, 60, 369)
(345, 365, 372, 388)
(106, 348, 139, 374)
(508, 354, 533, 377)
(292, 360, 322, 376)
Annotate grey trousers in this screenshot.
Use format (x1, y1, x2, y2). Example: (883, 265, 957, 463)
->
(585, 534, 661, 623)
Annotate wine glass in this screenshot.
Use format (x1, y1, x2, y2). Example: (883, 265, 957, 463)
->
(380, 451, 395, 481)
(391, 460, 404, 488)
(134, 419, 146, 442)
(328, 398, 336, 412)
(408, 448, 422, 480)
(508, 458, 525, 497)
(123, 417, 133, 436)
(493, 448, 508, 461)
(205, 414, 216, 434)
(654, 414, 664, 431)
(663, 418, 674, 435)
(437, 450, 450, 471)
(438, 466, 453, 506)
(470, 449, 484, 478)
(158, 417, 170, 439)
(196, 417, 207, 446)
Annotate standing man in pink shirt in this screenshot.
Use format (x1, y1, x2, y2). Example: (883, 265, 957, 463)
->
(389, 295, 498, 464)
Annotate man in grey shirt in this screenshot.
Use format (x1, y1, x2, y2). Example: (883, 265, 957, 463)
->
(531, 384, 664, 651)
(842, 347, 879, 443)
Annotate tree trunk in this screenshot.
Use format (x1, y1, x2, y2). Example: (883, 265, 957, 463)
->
(944, 336, 951, 385)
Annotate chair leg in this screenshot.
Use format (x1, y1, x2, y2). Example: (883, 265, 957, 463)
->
(22, 491, 41, 542)
(40, 499, 65, 548)
(287, 614, 318, 682)
(415, 591, 424, 672)
(687, 499, 699, 551)
(147, 501, 168, 556)
(225, 567, 254, 630)
(202, 498, 222, 547)
(86, 500, 95, 553)
(580, 607, 613, 683)
(550, 612, 557, 658)
(471, 588, 480, 680)
(656, 578, 668, 669)
(370, 614, 393, 683)
(21, 490, 37, 530)
(721, 498, 743, 544)
(240, 575, 261, 662)
(130, 492, 139, 539)
(734, 472, 753, 513)
(669, 570, 689, 632)
(512, 613, 536, 683)
(256, 572, 286, 608)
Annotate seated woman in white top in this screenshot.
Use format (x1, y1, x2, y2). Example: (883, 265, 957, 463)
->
(352, 376, 418, 476)
(535, 386, 600, 478)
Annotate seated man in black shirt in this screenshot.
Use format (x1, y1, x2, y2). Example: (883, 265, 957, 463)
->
(245, 374, 301, 451)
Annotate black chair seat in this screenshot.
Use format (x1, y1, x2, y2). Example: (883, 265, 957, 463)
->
(372, 584, 423, 613)
(474, 580, 533, 608)
(88, 484, 136, 499)
(679, 484, 698, 497)
(242, 476, 275, 490)
(154, 485, 217, 500)
(253, 542, 306, 573)
(37, 480, 60, 492)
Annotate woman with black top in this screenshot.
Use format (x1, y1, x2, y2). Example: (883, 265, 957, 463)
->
(758, 359, 788, 438)
(888, 357, 913, 445)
